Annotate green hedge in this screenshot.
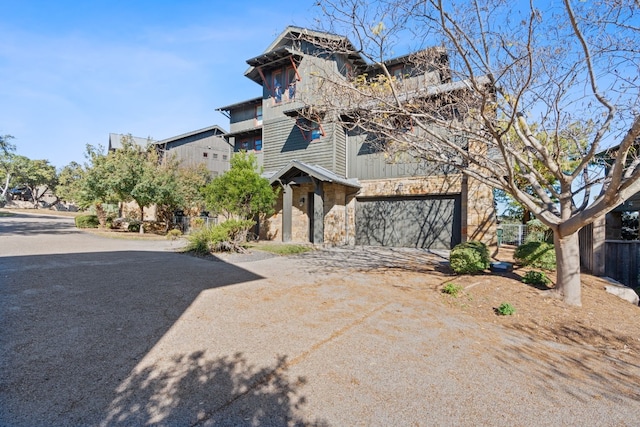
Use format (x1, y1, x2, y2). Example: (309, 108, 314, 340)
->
(75, 214, 99, 229)
(449, 240, 490, 274)
(514, 241, 556, 270)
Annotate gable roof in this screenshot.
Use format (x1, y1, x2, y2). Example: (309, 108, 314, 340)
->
(244, 26, 367, 85)
(155, 125, 226, 146)
(268, 160, 360, 189)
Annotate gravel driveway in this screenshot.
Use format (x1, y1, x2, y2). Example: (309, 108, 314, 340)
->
(1, 212, 638, 426)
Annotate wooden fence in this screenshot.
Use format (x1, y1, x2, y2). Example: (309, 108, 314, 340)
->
(604, 240, 640, 289)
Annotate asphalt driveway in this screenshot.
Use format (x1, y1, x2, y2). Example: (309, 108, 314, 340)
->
(1, 213, 639, 426)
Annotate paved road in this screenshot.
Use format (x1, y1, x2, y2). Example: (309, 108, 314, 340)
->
(1, 213, 639, 426)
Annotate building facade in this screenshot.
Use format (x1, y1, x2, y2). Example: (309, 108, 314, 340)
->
(218, 26, 495, 249)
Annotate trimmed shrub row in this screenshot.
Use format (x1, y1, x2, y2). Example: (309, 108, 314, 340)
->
(75, 214, 99, 228)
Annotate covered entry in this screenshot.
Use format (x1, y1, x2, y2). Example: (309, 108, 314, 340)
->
(269, 160, 361, 244)
(355, 195, 461, 249)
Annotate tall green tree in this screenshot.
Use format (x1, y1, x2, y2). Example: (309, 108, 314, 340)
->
(55, 161, 84, 204)
(75, 145, 118, 226)
(9, 155, 57, 207)
(154, 160, 211, 231)
(202, 152, 277, 221)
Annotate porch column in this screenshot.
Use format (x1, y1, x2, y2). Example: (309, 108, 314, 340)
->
(283, 183, 292, 242)
(313, 180, 324, 244)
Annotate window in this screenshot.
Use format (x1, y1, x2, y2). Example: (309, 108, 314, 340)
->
(296, 117, 325, 142)
(203, 152, 208, 158)
(272, 70, 283, 103)
(213, 153, 218, 159)
(391, 65, 406, 80)
(255, 105, 263, 125)
(222, 154, 228, 161)
(235, 137, 262, 152)
(285, 67, 297, 101)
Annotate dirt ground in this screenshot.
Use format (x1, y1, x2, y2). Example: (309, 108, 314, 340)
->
(372, 245, 640, 355)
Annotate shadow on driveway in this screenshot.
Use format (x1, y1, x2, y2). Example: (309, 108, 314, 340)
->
(0, 250, 321, 426)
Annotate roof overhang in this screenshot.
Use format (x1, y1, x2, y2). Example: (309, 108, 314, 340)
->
(224, 128, 262, 140)
(155, 125, 226, 146)
(216, 97, 262, 113)
(244, 47, 303, 85)
(268, 160, 360, 189)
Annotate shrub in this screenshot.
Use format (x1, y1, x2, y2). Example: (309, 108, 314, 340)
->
(496, 302, 516, 316)
(185, 219, 255, 254)
(185, 227, 212, 254)
(166, 229, 182, 240)
(127, 221, 141, 232)
(442, 283, 463, 297)
(514, 241, 556, 270)
(449, 240, 490, 274)
(522, 270, 551, 286)
(75, 214, 99, 228)
(524, 219, 552, 243)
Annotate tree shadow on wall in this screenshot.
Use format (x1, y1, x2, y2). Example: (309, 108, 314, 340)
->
(101, 351, 329, 427)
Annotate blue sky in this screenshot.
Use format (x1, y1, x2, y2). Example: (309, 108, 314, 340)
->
(0, 0, 318, 168)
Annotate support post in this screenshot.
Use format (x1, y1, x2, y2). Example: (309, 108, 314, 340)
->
(283, 183, 292, 242)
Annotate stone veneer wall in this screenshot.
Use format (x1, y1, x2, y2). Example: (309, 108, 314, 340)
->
(264, 173, 495, 246)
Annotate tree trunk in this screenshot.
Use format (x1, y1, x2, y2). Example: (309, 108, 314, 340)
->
(139, 204, 145, 234)
(1, 172, 10, 200)
(553, 231, 582, 306)
(95, 203, 107, 227)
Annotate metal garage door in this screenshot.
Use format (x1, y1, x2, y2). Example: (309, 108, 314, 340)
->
(355, 195, 461, 249)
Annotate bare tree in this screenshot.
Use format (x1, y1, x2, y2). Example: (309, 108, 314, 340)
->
(301, 0, 640, 305)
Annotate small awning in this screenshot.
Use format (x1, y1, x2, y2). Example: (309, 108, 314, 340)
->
(268, 160, 361, 189)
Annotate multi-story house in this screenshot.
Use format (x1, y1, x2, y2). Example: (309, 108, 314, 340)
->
(218, 26, 495, 249)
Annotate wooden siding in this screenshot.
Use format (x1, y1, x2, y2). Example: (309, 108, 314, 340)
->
(229, 104, 259, 133)
(263, 117, 340, 173)
(346, 130, 452, 180)
(166, 134, 230, 176)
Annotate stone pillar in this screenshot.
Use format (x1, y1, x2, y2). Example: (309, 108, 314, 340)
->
(313, 180, 324, 244)
(282, 184, 292, 242)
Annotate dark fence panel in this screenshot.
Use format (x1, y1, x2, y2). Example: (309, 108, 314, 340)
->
(579, 223, 594, 272)
(605, 240, 640, 289)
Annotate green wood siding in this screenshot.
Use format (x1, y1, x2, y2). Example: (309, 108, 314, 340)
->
(263, 117, 341, 173)
(346, 130, 453, 180)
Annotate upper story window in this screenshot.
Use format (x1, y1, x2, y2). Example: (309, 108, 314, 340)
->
(285, 67, 297, 101)
(203, 152, 208, 158)
(236, 137, 262, 152)
(296, 117, 325, 142)
(255, 105, 263, 125)
(272, 70, 283, 103)
(270, 63, 299, 105)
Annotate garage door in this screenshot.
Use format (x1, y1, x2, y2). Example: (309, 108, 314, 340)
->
(355, 195, 461, 249)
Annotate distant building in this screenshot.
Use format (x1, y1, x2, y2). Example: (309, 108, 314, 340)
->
(108, 125, 231, 178)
